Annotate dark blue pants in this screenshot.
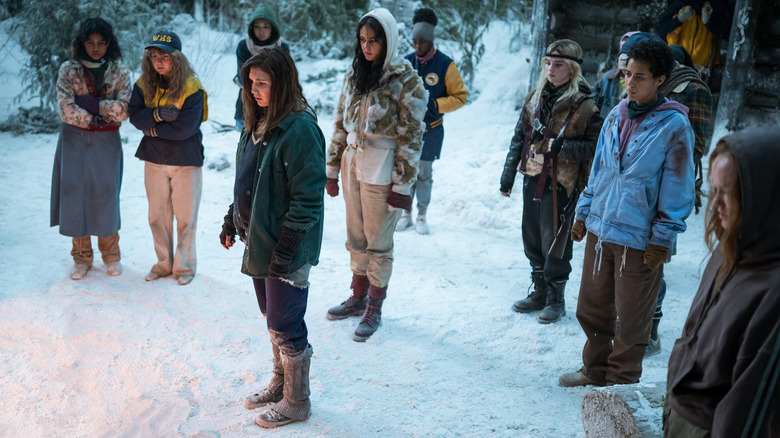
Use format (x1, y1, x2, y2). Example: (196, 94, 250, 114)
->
(253, 277, 309, 355)
(522, 175, 573, 283)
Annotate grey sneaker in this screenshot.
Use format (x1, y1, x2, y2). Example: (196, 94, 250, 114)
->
(645, 336, 661, 357)
(255, 407, 304, 428)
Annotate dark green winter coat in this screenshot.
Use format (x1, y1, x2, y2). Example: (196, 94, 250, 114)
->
(238, 111, 326, 278)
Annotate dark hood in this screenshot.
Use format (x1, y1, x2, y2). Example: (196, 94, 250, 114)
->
(247, 4, 281, 46)
(726, 127, 780, 266)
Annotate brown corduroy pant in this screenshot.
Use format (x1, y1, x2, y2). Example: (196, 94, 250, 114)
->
(576, 232, 663, 384)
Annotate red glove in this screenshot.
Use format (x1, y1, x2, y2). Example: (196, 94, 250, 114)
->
(387, 191, 412, 212)
(325, 178, 339, 197)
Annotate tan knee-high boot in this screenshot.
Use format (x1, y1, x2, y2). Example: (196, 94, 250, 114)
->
(244, 341, 284, 409)
(255, 344, 312, 428)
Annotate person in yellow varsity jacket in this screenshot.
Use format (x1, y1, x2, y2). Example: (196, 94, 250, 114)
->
(396, 8, 467, 235)
(655, 0, 732, 70)
(129, 30, 208, 286)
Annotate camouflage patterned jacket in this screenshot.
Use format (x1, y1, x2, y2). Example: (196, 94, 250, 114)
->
(326, 57, 428, 195)
(56, 60, 131, 129)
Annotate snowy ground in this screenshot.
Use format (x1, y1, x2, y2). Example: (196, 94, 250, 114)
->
(0, 21, 713, 437)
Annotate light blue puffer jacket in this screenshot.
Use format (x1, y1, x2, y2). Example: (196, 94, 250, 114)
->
(575, 99, 695, 251)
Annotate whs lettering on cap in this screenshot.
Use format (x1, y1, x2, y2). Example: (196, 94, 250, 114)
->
(145, 30, 182, 54)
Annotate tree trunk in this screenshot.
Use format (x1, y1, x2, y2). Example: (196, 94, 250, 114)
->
(582, 383, 666, 438)
(528, 0, 551, 94)
(715, 0, 761, 131)
(193, 0, 204, 23)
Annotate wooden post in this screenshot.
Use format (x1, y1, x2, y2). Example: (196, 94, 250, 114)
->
(582, 383, 666, 438)
(528, 0, 551, 94)
(715, 0, 762, 131)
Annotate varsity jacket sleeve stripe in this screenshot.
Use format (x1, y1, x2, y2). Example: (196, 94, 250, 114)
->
(436, 61, 468, 114)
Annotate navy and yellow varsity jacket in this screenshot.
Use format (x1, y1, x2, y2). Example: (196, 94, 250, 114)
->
(405, 49, 467, 161)
(129, 76, 208, 167)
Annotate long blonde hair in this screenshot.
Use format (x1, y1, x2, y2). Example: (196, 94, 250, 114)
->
(528, 39, 585, 110)
(140, 48, 195, 104)
(704, 140, 742, 290)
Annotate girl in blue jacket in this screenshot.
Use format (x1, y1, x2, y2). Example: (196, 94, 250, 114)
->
(560, 40, 695, 387)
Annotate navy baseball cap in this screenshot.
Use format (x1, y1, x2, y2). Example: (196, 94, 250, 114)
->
(146, 31, 182, 53)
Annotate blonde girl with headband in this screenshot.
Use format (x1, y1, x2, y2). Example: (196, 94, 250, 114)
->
(499, 39, 603, 324)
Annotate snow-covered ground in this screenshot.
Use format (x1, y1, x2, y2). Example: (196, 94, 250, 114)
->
(0, 20, 712, 437)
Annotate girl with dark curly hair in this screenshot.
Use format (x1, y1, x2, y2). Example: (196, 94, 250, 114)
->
(51, 17, 131, 280)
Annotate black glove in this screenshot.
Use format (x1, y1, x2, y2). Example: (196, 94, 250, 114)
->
(220, 204, 237, 249)
(154, 107, 180, 122)
(75, 95, 100, 115)
(268, 226, 305, 278)
(550, 136, 564, 155)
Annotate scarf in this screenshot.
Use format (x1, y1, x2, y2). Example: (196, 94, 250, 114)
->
(246, 37, 284, 57)
(627, 93, 664, 119)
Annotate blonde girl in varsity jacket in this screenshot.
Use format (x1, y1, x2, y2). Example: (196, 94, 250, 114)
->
(129, 30, 208, 286)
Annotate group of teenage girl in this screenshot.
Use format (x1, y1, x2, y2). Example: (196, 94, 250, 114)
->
(49, 5, 777, 434)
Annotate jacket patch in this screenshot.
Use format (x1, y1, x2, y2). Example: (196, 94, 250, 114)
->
(425, 73, 439, 86)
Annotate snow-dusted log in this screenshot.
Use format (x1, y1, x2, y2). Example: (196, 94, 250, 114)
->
(581, 383, 665, 438)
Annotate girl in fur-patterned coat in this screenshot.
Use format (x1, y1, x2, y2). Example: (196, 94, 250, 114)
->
(324, 8, 428, 342)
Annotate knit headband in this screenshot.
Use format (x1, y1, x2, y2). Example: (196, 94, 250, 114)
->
(545, 52, 583, 64)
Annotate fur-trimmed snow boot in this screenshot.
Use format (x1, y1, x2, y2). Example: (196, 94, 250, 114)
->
(244, 342, 284, 409)
(538, 280, 566, 324)
(326, 274, 369, 320)
(255, 344, 313, 428)
(512, 271, 547, 313)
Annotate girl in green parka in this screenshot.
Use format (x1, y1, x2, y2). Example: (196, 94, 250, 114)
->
(219, 46, 326, 428)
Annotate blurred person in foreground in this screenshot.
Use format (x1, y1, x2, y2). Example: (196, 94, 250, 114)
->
(665, 127, 780, 437)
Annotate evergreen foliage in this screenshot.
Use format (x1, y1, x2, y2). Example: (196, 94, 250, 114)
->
(9, 0, 182, 109)
(420, 0, 529, 88)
